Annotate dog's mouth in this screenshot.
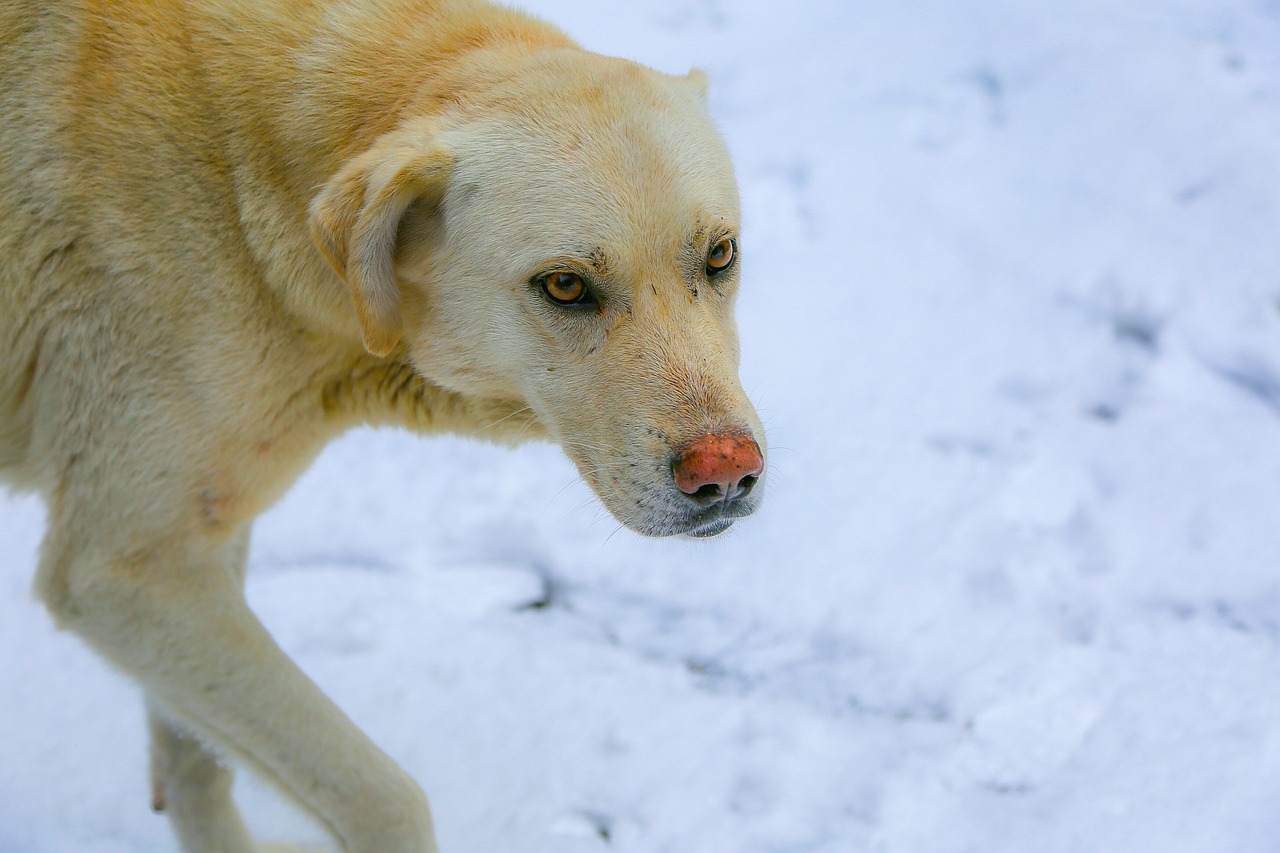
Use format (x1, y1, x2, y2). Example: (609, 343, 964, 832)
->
(651, 490, 760, 538)
(606, 496, 754, 539)
(559, 430, 764, 539)
(685, 517, 735, 538)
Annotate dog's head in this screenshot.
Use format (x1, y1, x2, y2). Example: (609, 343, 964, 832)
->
(311, 50, 764, 537)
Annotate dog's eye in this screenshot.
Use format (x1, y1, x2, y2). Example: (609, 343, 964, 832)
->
(706, 237, 736, 276)
(538, 271, 593, 307)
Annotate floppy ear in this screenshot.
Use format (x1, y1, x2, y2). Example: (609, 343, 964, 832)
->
(310, 120, 452, 357)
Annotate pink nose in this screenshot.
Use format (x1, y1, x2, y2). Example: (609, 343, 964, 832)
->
(673, 433, 764, 502)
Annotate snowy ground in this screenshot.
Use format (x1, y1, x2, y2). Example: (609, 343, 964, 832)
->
(4, 0, 1280, 850)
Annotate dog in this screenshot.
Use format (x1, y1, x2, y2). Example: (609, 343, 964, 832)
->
(0, 0, 766, 849)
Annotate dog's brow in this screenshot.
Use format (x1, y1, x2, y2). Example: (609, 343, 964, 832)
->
(586, 247, 610, 276)
(681, 230, 706, 298)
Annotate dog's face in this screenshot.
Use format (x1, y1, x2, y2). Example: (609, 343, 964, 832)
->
(312, 52, 765, 537)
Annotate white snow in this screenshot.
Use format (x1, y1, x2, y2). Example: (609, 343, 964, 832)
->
(4, 0, 1280, 850)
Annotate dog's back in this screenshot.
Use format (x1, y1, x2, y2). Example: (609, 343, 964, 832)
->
(0, 0, 342, 490)
(0, 1, 224, 487)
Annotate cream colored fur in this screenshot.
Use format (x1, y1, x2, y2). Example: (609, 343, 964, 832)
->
(0, 1, 765, 850)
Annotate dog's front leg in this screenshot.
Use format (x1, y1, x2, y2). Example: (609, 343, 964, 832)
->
(39, 529, 440, 853)
(146, 529, 258, 853)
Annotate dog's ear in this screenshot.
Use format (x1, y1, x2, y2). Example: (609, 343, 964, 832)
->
(310, 120, 452, 357)
(682, 68, 710, 106)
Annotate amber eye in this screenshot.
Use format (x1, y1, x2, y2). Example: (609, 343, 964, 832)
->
(538, 271, 592, 306)
(706, 237, 737, 275)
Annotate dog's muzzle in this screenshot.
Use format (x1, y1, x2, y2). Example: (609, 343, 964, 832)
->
(671, 432, 764, 537)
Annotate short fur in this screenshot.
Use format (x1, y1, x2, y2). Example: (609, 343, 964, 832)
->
(0, 1, 765, 850)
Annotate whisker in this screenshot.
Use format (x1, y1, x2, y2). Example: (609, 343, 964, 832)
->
(603, 522, 628, 544)
(561, 439, 626, 457)
(478, 405, 534, 434)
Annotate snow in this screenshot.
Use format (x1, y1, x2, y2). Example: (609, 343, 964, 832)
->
(4, 0, 1280, 850)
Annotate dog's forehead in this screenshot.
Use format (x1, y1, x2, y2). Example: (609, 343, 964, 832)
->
(442, 57, 739, 261)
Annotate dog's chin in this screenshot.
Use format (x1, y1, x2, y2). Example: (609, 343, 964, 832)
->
(685, 518, 735, 539)
(587, 468, 762, 539)
(614, 501, 752, 539)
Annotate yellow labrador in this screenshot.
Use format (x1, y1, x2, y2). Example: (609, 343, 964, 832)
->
(0, 0, 765, 850)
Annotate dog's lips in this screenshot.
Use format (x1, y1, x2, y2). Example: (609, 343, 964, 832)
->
(675, 494, 760, 538)
(685, 517, 735, 538)
(563, 439, 763, 539)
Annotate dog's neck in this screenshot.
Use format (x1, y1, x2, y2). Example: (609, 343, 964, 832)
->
(187, 0, 575, 194)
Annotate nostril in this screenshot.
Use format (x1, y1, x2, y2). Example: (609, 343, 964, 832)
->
(672, 433, 765, 503)
(691, 483, 724, 502)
